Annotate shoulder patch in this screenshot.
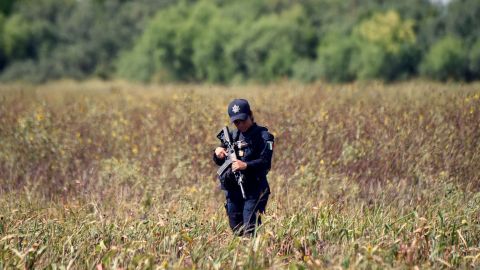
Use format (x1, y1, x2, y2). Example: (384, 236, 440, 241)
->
(261, 130, 274, 151)
(261, 130, 274, 141)
(267, 140, 274, 150)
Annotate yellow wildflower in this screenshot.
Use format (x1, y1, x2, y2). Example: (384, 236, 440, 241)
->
(35, 112, 44, 122)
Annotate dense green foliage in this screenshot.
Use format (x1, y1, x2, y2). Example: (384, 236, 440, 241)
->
(0, 0, 479, 83)
(420, 36, 468, 81)
(0, 0, 175, 82)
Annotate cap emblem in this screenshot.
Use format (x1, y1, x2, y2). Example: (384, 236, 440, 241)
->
(232, 104, 240, 113)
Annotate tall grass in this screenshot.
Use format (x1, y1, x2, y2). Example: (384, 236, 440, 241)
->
(0, 80, 479, 269)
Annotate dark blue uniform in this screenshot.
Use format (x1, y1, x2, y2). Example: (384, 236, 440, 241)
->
(213, 123, 274, 235)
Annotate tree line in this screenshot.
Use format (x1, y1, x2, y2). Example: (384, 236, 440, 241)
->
(0, 0, 479, 83)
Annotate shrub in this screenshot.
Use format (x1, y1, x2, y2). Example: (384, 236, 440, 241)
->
(352, 10, 419, 81)
(116, 3, 196, 82)
(420, 36, 468, 81)
(316, 36, 358, 82)
(468, 39, 480, 80)
(228, 4, 314, 83)
(292, 59, 320, 83)
(2, 14, 32, 60)
(117, 2, 315, 83)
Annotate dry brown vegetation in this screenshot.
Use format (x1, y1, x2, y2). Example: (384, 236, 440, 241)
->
(0, 80, 479, 269)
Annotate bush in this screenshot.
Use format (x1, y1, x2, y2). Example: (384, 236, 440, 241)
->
(316, 36, 358, 82)
(0, 60, 39, 82)
(352, 10, 419, 81)
(227, 4, 315, 83)
(117, 2, 315, 83)
(191, 15, 236, 83)
(468, 39, 480, 80)
(0, 13, 6, 69)
(116, 3, 196, 82)
(292, 59, 320, 83)
(2, 14, 32, 60)
(420, 36, 468, 81)
(0, 0, 173, 82)
(350, 42, 387, 80)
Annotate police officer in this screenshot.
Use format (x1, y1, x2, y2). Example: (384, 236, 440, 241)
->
(213, 99, 274, 236)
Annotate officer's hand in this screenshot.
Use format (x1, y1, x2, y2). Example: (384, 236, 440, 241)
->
(215, 147, 227, 159)
(232, 160, 247, 171)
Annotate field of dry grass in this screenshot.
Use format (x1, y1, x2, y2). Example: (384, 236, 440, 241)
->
(0, 80, 479, 269)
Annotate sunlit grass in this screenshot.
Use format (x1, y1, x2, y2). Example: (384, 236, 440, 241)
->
(0, 80, 479, 269)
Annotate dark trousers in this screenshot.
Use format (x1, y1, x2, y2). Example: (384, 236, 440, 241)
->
(225, 193, 269, 236)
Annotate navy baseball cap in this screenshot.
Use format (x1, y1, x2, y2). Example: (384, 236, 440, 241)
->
(228, 99, 251, 122)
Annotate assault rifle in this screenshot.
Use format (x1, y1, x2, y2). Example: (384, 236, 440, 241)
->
(216, 126, 246, 199)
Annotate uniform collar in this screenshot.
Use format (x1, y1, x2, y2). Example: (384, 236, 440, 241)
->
(240, 123, 258, 137)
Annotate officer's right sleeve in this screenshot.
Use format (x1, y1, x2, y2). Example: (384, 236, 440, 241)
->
(213, 142, 227, 166)
(213, 130, 235, 166)
(213, 150, 225, 166)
